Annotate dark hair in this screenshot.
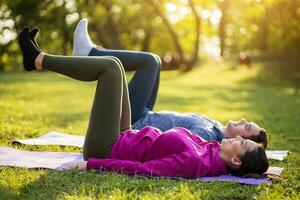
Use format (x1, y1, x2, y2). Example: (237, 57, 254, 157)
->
(246, 129, 268, 149)
(227, 145, 269, 177)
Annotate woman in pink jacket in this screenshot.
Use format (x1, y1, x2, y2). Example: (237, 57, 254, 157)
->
(18, 26, 269, 179)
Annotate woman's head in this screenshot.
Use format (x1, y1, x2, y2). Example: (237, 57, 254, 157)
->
(223, 118, 268, 149)
(219, 136, 269, 176)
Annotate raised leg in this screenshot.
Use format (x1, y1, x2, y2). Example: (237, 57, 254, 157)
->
(42, 55, 131, 160)
(89, 48, 161, 123)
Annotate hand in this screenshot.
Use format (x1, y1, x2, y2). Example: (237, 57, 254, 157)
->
(62, 160, 87, 171)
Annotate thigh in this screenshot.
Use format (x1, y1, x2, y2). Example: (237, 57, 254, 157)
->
(89, 48, 157, 71)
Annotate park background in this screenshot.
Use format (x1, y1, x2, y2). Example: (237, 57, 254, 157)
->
(0, 0, 299, 199)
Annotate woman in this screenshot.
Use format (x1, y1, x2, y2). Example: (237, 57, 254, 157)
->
(18, 27, 269, 179)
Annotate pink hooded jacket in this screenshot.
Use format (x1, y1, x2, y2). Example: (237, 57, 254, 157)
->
(87, 126, 227, 179)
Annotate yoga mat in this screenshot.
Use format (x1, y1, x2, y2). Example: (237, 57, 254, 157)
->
(199, 175, 271, 185)
(12, 131, 84, 148)
(199, 167, 283, 185)
(265, 150, 289, 161)
(0, 146, 282, 185)
(13, 131, 290, 161)
(0, 146, 82, 170)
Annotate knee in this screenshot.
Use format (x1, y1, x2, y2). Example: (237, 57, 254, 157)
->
(107, 56, 123, 67)
(154, 54, 162, 70)
(142, 53, 161, 72)
(105, 58, 123, 80)
(107, 56, 126, 73)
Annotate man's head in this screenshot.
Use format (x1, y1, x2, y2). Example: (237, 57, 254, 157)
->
(219, 136, 269, 176)
(223, 118, 268, 148)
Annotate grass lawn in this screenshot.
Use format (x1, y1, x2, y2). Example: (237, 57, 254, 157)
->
(0, 62, 299, 199)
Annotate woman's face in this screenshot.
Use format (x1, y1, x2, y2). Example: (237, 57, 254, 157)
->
(224, 118, 261, 139)
(220, 135, 258, 161)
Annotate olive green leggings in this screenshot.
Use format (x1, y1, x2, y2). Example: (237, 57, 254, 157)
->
(42, 54, 131, 160)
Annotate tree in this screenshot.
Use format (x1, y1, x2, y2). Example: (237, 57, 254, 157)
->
(145, 0, 201, 71)
(218, 0, 229, 57)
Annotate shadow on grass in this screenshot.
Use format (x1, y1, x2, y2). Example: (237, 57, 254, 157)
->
(238, 59, 300, 94)
(0, 168, 258, 200)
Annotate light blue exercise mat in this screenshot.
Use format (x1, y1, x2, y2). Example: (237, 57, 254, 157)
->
(0, 146, 282, 185)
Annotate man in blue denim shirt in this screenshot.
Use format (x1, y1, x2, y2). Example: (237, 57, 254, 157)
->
(132, 111, 225, 142)
(70, 18, 268, 148)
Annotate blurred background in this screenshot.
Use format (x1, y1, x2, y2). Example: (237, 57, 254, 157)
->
(0, 0, 299, 75)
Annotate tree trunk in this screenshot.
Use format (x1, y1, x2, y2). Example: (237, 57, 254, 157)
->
(260, 2, 269, 50)
(61, 0, 68, 55)
(141, 27, 152, 52)
(145, 0, 202, 71)
(99, 1, 124, 49)
(145, 0, 185, 65)
(186, 0, 201, 71)
(219, 0, 229, 57)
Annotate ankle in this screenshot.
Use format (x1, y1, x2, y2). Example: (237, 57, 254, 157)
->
(34, 52, 45, 70)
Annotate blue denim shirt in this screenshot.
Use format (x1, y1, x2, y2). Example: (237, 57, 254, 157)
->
(132, 111, 225, 142)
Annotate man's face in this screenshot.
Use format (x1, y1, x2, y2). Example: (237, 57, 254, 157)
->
(220, 135, 258, 161)
(224, 118, 260, 139)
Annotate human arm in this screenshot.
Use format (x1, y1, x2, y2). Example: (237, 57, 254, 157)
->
(86, 152, 205, 179)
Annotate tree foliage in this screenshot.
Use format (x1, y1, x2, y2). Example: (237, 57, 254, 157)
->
(0, 0, 299, 71)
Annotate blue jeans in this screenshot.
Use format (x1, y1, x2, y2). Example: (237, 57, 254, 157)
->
(89, 47, 161, 123)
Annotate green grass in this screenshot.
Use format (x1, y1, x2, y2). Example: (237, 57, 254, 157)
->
(0, 62, 299, 199)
